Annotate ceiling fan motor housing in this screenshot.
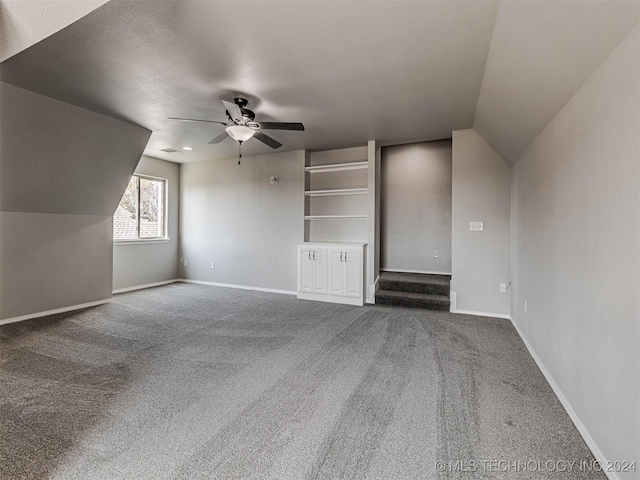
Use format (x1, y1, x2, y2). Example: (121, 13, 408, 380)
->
(233, 97, 249, 108)
(240, 108, 255, 122)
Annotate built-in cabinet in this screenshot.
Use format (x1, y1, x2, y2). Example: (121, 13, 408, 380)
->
(305, 147, 369, 243)
(298, 244, 328, 294)
(297, 242, 365, 306)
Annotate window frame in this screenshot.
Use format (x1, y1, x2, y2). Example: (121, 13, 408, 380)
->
(113, 174, 169, 244)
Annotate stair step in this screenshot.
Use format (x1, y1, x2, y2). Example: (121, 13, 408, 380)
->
(379, 272, 450, 296)
(375, 290, 451, 311)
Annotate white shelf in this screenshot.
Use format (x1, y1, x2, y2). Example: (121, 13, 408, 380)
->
(305, 188, 368, 197)
(305, 161, 368, 173)
(304, 215, 368, 221)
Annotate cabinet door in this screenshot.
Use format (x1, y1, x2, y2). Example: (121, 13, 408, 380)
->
(328, 248, 345, 296)
(298, 247, 314, 292)
(312, 247, 328, 294)
(344, 248, 362, 298)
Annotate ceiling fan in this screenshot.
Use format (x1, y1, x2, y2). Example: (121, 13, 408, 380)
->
(168, 97, 304, 150)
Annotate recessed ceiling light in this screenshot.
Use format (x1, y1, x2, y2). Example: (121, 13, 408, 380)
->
(182, 146, 193, 151)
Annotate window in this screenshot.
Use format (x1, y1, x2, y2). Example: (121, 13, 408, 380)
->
(114, 175, 167, 241)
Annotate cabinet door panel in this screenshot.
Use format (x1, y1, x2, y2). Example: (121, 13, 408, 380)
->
(344, 249, 362, 298)
(312, 248, 328, 294)
(298, 248, 313, 292)
(328, 248, 345, 295)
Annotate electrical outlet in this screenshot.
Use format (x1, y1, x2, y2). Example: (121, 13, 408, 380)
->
(183, 259, 188, 267)
(434, 250, 439, 258)
(211, 262, 215, 270)
(269, 176, 279, 184)
(499, 283, 507, 293)
(470, 221, 484, 231)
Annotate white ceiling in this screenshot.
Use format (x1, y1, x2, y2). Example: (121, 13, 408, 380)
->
(0, 0, 109, 62)
(1, 0, 638, 164)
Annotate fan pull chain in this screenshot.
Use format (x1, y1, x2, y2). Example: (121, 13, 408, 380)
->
(238, 140, 243, 165)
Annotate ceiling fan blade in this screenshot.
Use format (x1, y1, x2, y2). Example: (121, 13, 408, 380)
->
(253, 131, 283, 149)
(168, 117, 228, 125)
(257, 122, 305, 131)
(208, 131, 229, 144)
(222, 100, 244, 124)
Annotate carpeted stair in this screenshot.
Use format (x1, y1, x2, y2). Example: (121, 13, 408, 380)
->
(376, 272, 451, 311)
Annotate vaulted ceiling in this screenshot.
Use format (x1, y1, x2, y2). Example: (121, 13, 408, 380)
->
(1, 0, 638, 164)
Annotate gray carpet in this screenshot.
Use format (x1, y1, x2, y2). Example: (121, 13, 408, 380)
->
(0, 283, 603, 479)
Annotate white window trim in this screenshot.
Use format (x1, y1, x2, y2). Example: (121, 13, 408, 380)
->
(113, 173, 169, 244)
(114, 239, 170, 246)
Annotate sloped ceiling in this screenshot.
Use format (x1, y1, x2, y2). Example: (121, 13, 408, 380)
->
(474, 1, 640, 162)
(0, 82, 151, 216)
(1, 1, 638, 164)
(0, 0, 110, 62)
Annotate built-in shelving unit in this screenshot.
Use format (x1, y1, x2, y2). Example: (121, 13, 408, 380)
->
(305, 161, 368, 173)
(304, 146, 369, 243)
(305, 188, 368, 197)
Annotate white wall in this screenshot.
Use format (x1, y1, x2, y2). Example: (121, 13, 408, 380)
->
(179, 150, 305, 292)
(0, 83, 150, 321)
(512, 26, 639, 478)
(113, 156, 180, 291)
(367, 140, 381, 303)
(451, 129, 511, 316)
(381, 140, 452, 274)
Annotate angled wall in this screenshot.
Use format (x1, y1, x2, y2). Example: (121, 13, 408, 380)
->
(0, 82, 151, 321)
(512, 26, 639, 478)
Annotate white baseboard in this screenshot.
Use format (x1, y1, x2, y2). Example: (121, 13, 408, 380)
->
(297, 291, 363, 306)
(509, 317, 618, 480)
(0, 298, 112, 326)
(453, 308, 511, 320)
(449, 291, 457, 312)
(113, 279, 179, 294)
(381, 268, 452, 276)
(366, 274, 380, 304)
(179, 279, 296, 296)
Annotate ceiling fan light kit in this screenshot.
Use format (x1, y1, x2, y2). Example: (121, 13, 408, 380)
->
(169, 97, 304, 153)
(225, 124, 256, 142)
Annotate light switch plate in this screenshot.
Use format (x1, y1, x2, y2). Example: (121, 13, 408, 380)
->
(470, 221, 483, 231)
(270, 176, 279, 184)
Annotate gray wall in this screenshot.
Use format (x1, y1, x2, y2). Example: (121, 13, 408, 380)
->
(451, 129, 511, 316)
(381, 140, 452, 274)
(0, 212, 113, 319)
(512, 26, 639, 476)
(179, 150, 305, 292)
(0, 82, 151, 320)
(113, 156, 180, 291)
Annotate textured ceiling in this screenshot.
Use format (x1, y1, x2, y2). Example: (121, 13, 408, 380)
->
(1, 1, 638, 164)
(0, 0, 499, 163)
(0, 0, 109, 62)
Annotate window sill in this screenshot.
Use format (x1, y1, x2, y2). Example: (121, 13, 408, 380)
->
(114, 238, 170, 246)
